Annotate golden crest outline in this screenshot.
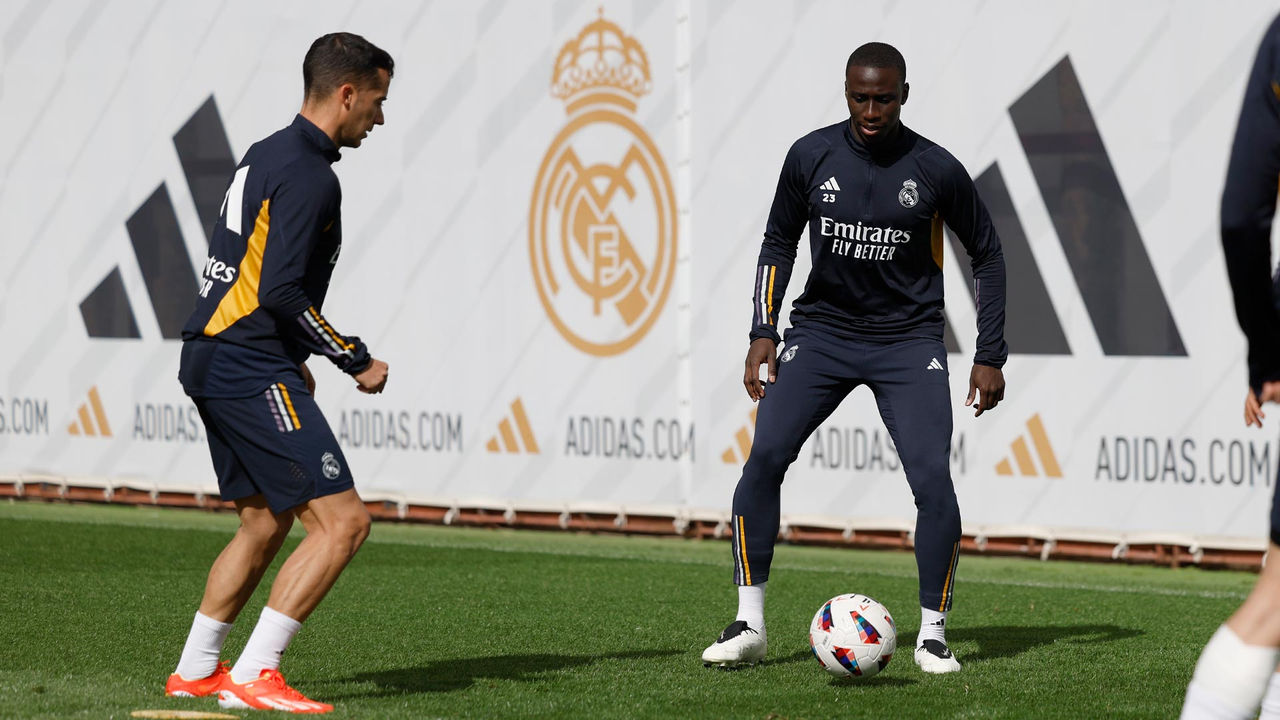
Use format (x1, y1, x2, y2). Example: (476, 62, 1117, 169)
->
(529, 10, 678, 357)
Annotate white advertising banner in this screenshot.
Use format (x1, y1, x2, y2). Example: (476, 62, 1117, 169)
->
(1, 0, 1277, 544)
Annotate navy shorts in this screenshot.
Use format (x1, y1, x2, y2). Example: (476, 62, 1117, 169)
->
(194, 383, 354, 514)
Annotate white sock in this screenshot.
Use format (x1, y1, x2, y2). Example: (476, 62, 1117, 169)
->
(916, 607, 947, 648)
(230, 606, 303, 684)
(735, 583, 766, 635)
(1180, 625, 1279, 720)
(174, 611, 233, 680)
(1259, 672, 1280, 720)
(1185, 682, 1261, 720)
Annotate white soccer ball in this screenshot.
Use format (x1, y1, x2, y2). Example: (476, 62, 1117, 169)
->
(808, 593, 897, 678)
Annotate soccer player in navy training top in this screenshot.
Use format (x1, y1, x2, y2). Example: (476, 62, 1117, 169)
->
(701, 42, 1007, 674)
(164, 33, 392, 714)
(1182, 14, 1280, 720)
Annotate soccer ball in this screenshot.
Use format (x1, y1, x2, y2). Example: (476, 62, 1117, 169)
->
(808, 593, 897, 678)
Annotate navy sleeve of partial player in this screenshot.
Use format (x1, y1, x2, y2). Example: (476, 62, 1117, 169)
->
(750, 139, 813, 344)
(1223, 14, 1280, 393)
(258, 173, 372, 375)
(933, 149, 1008, 368)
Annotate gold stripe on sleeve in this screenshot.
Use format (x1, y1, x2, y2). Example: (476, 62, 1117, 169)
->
(930, 213, 944, 270)
(309, 307, 355, 351)
(766, 266, 777, 323)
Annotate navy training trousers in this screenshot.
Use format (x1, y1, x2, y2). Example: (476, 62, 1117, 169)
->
(730, 325, 962, 611)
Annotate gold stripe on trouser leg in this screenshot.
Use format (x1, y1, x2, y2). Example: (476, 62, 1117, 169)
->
(938, 541, 960, 611)
(278, 383, 301, 430)
(737, 515, 752, 586)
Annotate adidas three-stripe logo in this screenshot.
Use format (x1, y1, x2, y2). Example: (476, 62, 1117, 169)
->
(820, 176, 841, 192)
(81, 96, 235, 340)
(67, 386, 112, 437)
(926, 358, 944, 371)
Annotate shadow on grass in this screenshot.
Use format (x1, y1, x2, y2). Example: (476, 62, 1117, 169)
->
(770, 623, 1140, 672)
(948, 623, 1143, 664)
(772, 648, 918, 687)
(334, 649, 682, 697)
(772, 648, 824, 667)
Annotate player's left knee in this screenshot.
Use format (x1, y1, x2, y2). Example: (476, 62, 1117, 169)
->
(936, 493, 961, 522)
(332, 509, 371, 557)
(353, 510, 372, 547)
(915, 490, 960, 527)
(240, 513, 294, 549)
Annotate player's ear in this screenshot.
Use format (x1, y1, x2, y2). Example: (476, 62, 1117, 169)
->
(339, 83, 356, 110)
(900, 82, 909, 105)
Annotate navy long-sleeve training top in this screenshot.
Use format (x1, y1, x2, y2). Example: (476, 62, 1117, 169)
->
(179, 114, 371, 398)
(749, 120, 1008, 368)
(1222, 14, 1280, 394)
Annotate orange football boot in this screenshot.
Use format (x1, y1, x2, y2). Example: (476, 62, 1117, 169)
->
(165, 660, 230, 697)
(217, 668, 333, 713)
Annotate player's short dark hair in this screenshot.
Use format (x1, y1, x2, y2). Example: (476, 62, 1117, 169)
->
(303, 32, 394, 99)
(845, 42, 906, 81)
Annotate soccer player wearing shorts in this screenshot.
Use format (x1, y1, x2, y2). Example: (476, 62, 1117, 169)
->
(701, 42, 1007, 674)
(164, 33, 392, 714)
(1181, 14, 1280, 720)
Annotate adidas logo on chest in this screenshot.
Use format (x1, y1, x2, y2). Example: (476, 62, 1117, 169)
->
(820, 176, 840, 203)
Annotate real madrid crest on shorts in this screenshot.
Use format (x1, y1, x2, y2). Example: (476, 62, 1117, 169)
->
(528, 10, 678, 357)
(898, 179, 919, 208)
(780, 344, 799, 363)
(321, 452, 341, 480)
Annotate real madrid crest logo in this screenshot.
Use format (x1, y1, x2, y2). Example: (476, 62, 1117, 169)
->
(780, 344, 799, 363)
(898, 179, 919, 208)
(321, 452, 341, 480)
(528, 10, 678, 357)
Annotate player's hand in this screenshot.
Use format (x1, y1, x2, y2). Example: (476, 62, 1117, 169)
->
(1246, 388, 1264, 427)
(743, 338, 777, 402)
(966, 364, 1005, 417)
(300, 362, 316, 395)
(1246, 381, 1280, 427)
(354, 358, 388, 394)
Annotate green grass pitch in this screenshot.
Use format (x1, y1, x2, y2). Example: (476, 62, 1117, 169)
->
(0, 500, 1256, 719)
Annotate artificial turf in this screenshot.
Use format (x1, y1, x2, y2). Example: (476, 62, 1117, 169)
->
(0, 500, 1256, 719)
